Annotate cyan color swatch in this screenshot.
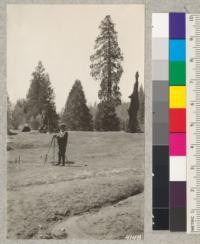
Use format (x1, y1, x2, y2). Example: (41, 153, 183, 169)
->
(169, 40, 186, 61)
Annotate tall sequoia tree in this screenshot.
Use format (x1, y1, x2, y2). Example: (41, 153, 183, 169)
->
(90, 15, 123, 131)
(127, 71, 140, 133)
(62, 80, 93, 131)
(26, 61, 58, 131)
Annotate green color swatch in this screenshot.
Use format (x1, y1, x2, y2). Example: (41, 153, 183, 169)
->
(169, 62, 186, 86)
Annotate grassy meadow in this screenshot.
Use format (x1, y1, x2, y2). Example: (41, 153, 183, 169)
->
(7, 131, 144, 239)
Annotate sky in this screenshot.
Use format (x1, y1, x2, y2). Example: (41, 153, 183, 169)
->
(7, 4, 144, 112)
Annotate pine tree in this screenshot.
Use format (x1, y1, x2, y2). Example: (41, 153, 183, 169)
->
(26, 61, 58, 132)
(90, 15, 123, 130)
(127, 72, 140, 133)
(62, 80, 93, 131)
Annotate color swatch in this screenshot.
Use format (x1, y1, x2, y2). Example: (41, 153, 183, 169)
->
(152, 13, 169, 230)
(152, 12, 200, 234)
(169, 12, 186, 232)
(152, 12, 187, 231)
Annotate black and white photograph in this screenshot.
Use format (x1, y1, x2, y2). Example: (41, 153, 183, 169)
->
(7, 4, 144, 240)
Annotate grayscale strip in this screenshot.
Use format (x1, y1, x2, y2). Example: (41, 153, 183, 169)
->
(152, 13, 169, 230)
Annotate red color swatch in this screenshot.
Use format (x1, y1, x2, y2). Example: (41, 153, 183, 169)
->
(170, 109, 186, 132)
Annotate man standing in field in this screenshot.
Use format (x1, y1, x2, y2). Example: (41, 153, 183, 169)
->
(54, 123, 68, 166)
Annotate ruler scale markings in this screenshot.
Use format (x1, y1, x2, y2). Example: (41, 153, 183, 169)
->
(187, 13, 200, 233)
(169, 12, 187, 232)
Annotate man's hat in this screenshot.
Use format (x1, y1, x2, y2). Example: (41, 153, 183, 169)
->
(60, 123, 66, 128)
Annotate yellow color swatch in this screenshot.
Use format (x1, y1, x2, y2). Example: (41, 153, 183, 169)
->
(170, 86, 186, 108)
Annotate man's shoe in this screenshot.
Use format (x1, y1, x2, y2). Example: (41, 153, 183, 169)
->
(55, 162, 60, 166)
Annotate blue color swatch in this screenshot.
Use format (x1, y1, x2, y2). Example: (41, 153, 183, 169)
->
(169, 40, 186, 61)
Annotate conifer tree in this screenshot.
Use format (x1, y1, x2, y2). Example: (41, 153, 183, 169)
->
(127, 72, 140, 133)
(62, 80, 93, 131)
(26, 61, 58, 131)
(90, 15, 123, 131)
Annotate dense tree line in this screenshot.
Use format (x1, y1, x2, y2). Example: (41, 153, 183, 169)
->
(88, 84, 145, 132)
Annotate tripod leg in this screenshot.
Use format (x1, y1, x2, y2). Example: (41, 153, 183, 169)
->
(44, 136, 54, 165)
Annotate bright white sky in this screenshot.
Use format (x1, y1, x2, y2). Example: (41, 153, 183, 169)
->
(7, 4, 144, 112)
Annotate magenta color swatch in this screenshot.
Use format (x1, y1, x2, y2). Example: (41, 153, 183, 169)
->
(169, 133, 186, 156)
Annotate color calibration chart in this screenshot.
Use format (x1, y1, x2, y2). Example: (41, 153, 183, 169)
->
(153, 13, 200, 233)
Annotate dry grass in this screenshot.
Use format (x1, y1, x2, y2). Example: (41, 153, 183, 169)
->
(51, 193, 144, 240)
(7, 131, 144, 239)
